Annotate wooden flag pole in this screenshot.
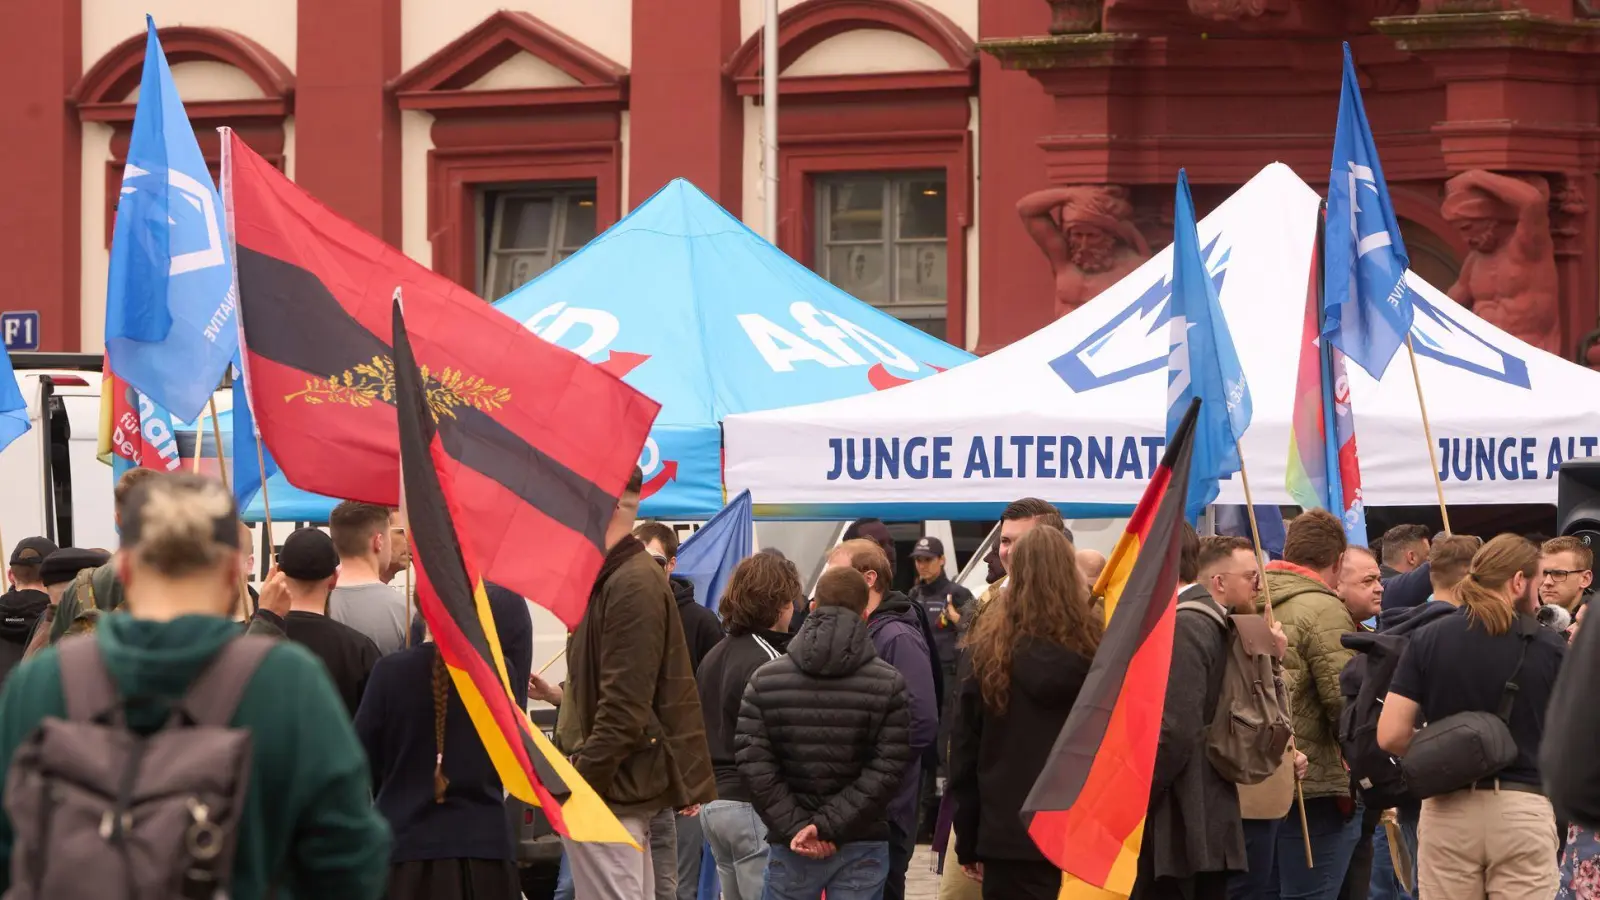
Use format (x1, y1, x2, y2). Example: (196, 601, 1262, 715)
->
(1404, 335, 1451, 535)
(253, 432, 275, 538)
(536, 648, 566, 678)
(405, 564, 413, 648)
(393, 285, 414, 648)
(207, 396, 230, 492)
(190, 411, 205, 473)
(1234, 444, 1313, 869)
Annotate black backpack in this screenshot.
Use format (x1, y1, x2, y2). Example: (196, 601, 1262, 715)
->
(1337, 602, 1457, 808)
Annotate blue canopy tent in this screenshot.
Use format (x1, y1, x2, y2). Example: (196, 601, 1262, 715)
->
(492, 178, 974, 519)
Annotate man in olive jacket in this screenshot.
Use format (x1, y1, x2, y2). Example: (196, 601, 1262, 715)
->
(555, 468, 715, 900)
(1257, 509, 1362, 900)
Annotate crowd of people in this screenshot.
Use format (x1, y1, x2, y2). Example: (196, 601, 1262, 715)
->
(0, 465, 1597, 900)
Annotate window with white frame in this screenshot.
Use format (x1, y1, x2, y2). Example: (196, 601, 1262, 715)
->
(814, 172, 948, 339)
(481, 183, 599, 300)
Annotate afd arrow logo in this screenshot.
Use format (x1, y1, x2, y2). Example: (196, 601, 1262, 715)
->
(1407, 290, 1531, 389)
(1049, 236, 1229, 392)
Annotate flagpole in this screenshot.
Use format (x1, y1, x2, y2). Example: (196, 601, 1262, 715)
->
(190, 409, 204, 473)
(253, 432, 274, 538)
(206, 395, 230, 492)
(1404, 335, 1451, 534)
(394, 285, 414, 648)
(1233, 443, 1314, 870)
(536, 648, 567, 678)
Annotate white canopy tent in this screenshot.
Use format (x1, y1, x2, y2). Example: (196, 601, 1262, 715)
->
(725, 163, 1600, 520)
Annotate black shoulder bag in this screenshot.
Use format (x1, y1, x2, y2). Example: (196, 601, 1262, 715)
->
(1401, 616, 1535, 799)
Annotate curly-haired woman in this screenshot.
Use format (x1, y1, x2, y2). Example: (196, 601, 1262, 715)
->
(948, 526, 1100, 900)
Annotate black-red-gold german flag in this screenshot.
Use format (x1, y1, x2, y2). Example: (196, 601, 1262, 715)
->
(1022, 399, 1198, 898)
(394, 297, 634, 846)
(223, 131, 658, 628)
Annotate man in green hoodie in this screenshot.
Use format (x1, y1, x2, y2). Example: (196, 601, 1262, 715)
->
(0, 473, 390, 900)
(1258, 508, 1362, 900)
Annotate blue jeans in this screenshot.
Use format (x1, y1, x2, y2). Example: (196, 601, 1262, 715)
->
(1230, 817, 1282, 900)
(703, 800, 770, 900)
(1368, 819, 1418, 900)
(1277, 798, 1365, 900)
(555, 850, 574, 900)
(762, 841, 889, 900)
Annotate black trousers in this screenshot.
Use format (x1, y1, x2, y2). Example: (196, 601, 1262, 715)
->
(1131, 872, 1231, 900)
(884, 819, 916, 900)
(387, 858, 520, 900)
(981, 859, 1063, 900)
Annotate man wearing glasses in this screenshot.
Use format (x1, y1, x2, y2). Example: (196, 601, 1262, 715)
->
(1538, 536, 1593, 618)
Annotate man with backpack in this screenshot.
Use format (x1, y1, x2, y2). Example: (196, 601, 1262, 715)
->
(1137, 536, 1290, 900)
(0, 472, 391, 900)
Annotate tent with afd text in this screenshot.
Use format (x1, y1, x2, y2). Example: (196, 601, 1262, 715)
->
(490, 178, 974, 519)
(723, 163, 1600, 519)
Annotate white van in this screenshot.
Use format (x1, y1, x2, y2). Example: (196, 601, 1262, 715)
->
(0, 354, 117, 564)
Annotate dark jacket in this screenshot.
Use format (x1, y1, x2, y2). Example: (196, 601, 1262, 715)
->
(1380, 562, 1433, 613)
(1543, 599, 1600, 827)
(907, 574, 975, 671)
(0, 613, 390, 899)
(355, 585, 531, 862)
(672, 575, 724, 673)
(0, 589, 48, 684)
(556, 538, 715, 816)
(950, 637, 1092, 864)
(1143, 598, 1246, 880)
(866, 592, 939, 837)
(697, 629, 792, 803)
(735, 605, 911, 845)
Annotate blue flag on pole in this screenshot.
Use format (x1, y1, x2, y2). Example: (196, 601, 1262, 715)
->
(0, 344, 30, 454)
(1167, 169, 1251, 524)
(1324, 42, 1413, 381)
(104, 16, 239, 422)
(675, 490, 754, 612)
(230, 359, 279, 509)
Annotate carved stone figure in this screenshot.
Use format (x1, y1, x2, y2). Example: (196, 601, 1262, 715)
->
(1441, 170, 1561, 355)
(1018, 185, 1152, 318)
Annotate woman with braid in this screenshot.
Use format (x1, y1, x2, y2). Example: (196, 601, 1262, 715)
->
(354, 584, 534, 899)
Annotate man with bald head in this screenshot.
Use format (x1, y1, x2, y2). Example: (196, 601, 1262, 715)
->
(1077, 548, 1107, 586)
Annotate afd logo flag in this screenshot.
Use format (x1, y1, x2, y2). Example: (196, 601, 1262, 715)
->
(0, 343, 29, 454)
(1168, 170, 1250, 523)
(105, 17, 239, 423)
(1324, 42, 1414, 382)
(1052, 239, 1229, 394)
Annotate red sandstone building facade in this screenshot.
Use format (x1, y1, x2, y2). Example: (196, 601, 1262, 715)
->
(2, 0, 1597, 365)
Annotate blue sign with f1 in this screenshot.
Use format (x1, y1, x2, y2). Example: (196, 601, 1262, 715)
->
(1, 311, 40, 351)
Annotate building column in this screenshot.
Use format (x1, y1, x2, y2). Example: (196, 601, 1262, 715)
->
(628, 0, 742, 214)
(295, 0, 402, 244)
(0, 0, 81, 350)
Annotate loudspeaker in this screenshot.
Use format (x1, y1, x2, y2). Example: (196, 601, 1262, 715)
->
(1556, 459, 1600, 551)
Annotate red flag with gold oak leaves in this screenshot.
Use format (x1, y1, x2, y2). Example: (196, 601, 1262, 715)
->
(391, 297, 634, 845)
(1022, 399, 1198, 898)
(223, 131, 658, 628)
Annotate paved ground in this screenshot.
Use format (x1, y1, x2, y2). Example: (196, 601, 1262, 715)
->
(907, 844, 943, 900)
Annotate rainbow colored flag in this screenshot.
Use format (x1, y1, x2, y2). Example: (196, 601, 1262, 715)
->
(1286, 220, 1367, 545)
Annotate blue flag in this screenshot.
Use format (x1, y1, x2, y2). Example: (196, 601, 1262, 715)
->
(675, 490, 754, 612)
(1324, 42, 1413, 381)
(104, 16, 239, 422)
(0, 344, 30, 454)
(1167, 169, 1251, 524)
(230, 359, 279, 509)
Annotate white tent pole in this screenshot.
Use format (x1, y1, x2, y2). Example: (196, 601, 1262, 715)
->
(762, 0, 779, 243)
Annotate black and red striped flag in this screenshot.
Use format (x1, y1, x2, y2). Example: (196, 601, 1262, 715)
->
(393, 296, 633, 845)
(223, 130, 658, 627)
(1022, 399, 1198, 898)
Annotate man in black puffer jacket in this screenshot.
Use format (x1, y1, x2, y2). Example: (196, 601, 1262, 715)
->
(736, 566, 912, 899)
